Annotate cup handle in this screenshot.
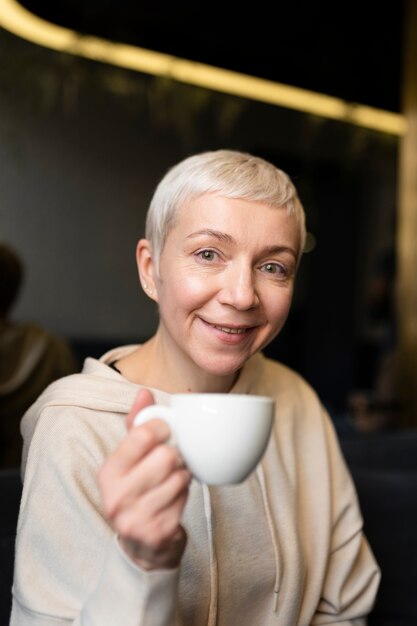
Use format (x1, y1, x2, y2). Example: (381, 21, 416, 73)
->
(134, 404, 173, 426)
(133, 404, 176, 446)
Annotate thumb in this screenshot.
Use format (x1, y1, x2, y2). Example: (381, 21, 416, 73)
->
(126, 388, 155, 430)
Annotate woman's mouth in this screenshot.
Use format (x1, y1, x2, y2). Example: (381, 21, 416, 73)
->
(211, 325, 249, 335)
(199, 318, 257, 341)
(196, 317, 260, 348)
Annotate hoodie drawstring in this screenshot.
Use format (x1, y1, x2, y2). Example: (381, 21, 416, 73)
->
(256, 464, 281, 613)
(202, 483, 218, 626)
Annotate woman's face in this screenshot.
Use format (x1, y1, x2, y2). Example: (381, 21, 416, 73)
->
(150, 194, 301, 381)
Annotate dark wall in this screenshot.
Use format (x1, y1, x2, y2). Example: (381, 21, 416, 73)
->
(0, 31, 399, 414)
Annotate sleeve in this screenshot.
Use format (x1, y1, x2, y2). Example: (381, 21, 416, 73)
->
(311, 411, 381, 625)
(10, 406, 180, 626)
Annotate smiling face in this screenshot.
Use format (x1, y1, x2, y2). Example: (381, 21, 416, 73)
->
(139, 194, 301, 390)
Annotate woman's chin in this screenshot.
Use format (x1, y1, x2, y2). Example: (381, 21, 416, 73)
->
(194, 355, 247, 381)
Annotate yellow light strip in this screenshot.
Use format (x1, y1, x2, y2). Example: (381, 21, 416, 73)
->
(0, 0, 407, 136)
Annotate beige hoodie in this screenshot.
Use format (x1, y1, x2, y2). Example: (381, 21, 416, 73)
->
(11, 347, 380, 625)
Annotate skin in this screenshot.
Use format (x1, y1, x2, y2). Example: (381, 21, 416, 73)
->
(98, 194, 301, 571)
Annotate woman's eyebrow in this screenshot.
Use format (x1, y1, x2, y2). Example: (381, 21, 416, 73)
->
(263, 245, 298, 260)
(186, 231, 297, 259)
(185, 229, 235, 244)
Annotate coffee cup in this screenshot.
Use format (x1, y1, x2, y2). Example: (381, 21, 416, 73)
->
(134, 393, 275, 485)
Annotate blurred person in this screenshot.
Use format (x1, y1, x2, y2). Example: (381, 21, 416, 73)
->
(0, 243, 78, 468)
(348, 246, 401, 432)
(11, 151, 379, 625)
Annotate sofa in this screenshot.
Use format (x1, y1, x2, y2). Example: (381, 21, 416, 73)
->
(338, 429, 417, 626)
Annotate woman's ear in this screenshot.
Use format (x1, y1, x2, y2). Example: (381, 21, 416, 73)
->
(136, 239, 159, 302)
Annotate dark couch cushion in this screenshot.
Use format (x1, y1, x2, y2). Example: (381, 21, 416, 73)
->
(349, 467, 417, 626)
(338, 429, 417, 472)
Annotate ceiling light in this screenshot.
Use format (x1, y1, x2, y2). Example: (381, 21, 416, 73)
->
(0, 0, 407, 136)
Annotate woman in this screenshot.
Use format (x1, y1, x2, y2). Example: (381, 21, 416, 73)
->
(11, 150, 380, 625)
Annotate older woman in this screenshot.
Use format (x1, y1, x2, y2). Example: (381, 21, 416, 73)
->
(11, 150, 379, 625)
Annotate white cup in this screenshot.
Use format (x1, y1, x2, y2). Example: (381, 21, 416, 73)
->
(134, 393, 275, 485)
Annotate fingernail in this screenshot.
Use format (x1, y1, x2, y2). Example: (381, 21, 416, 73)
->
(176, 452, 186, 468)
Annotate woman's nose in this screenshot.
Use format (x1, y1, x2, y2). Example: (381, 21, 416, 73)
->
(218, 265, 259, 310)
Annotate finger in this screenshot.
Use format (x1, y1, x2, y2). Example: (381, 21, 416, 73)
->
(150, 492, 190, 545)
(114, 469, 191, 541)
(126, 388, 155, 430)
(111, 443, 186, 510)
(101, 419, 172, 481)
(135, 467, 191, 521)
(131, 490, 190, 553)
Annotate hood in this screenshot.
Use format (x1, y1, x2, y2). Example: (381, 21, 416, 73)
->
(20, 344, 264, 475)
(20, 345, 144, 468)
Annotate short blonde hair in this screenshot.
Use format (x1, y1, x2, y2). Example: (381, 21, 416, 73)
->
(146, 149, 306, 268)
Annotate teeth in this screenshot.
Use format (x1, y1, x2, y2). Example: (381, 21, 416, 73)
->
(213, 325, 247, 334)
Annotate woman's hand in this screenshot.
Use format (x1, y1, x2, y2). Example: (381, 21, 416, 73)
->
(98, 389, 191, 571)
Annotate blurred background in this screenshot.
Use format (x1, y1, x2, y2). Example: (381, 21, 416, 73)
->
(0, 0, 413, 430)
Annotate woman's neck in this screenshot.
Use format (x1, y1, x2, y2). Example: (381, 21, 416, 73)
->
(116, 332, 239, 394)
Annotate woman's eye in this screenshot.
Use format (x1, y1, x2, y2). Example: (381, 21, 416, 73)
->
(261, 262, 287, 277)
(197, 250, 217, 261)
